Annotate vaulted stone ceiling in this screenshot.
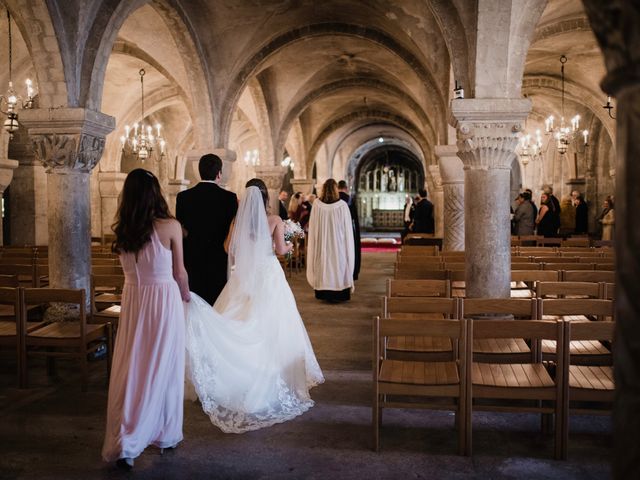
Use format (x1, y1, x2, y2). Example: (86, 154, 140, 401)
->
(0, 0, 613, 196)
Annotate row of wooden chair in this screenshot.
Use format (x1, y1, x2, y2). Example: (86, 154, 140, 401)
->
(398, 245, 613, 257)
(0, 286, 113, 391)
(373, 297, 614, 459)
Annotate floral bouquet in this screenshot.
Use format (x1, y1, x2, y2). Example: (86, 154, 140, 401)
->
(283, 219, 305, 260)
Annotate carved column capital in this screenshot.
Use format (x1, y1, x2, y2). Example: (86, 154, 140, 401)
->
(19, 108, 114, 173)
(290, 178, 315, 195)
(31, 133, 105, 173)
(450, 99, 531, 171)
(254, 166, 287, 190)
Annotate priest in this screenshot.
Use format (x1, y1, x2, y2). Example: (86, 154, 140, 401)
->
(337, 180, 361, 281)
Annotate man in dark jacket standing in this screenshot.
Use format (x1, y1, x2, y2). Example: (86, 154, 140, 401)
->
(176, 154, 238, 305)
(338, 180, 361, 280)
(412, 188, 435, 233)
(572, 190, 589, 234)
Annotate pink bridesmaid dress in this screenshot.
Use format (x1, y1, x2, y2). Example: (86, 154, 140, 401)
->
(102, 228, 186, 462)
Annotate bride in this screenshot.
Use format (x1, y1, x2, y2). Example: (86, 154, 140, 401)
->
(185, 179, 324, 433)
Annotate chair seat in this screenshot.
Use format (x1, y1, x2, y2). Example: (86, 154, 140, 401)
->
(0, 320, 46, 336)
(28, 322, 106, 339)
(542, 315, 590, 321)
(94, 293, 121, 304)
(542, 339, 610, 355)
(472, 362, 554, 388)
(510, 289, 534, 298)
(569, 365, 613, 391)
(473, 338, 530, 354)
(379, 359, 459, 385)
(387, 313, 444, 321)
(387, 336, 452, 353)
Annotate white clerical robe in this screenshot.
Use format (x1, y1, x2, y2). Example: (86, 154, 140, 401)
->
(306, 199, 355, 292)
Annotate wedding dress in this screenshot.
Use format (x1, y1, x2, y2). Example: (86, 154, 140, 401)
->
(185, 186, 324, 433)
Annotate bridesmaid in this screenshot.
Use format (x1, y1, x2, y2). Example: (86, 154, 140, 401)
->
(102, 169, 191, 470)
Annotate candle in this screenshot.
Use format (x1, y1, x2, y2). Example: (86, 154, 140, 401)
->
(582, 130, 589, 145)
(134, 123, 139, 136)
(156, 123, 161, 137)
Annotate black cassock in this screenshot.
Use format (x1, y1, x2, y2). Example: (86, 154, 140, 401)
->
(176, 182, 238, 305)
(339, 191, 361, 281)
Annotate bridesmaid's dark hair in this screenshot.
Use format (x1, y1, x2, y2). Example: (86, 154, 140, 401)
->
(112, 169, 172, 254)
(245, 178, 269, 209)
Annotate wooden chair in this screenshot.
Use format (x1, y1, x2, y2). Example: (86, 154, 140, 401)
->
(537, 238, 562, 247)
(90, 274, 125, 330)
(535, 256, 579, 263)
(0, 274, 19, 288)
(373, 315, 469, 454)
(511, 270, 559, 298)
(538, 299, 614, 366)
(563, 270, 614, 283)
(468, 318, 565, 459)
(536, 281, 601, 300)
(400, 245, 438, 256)
(395, 255, 443, 265)
(382, 297, 459, 361)
(602, 283, 615, 300)
(394, 264, 448, 280)
(543, 262, 593, 271)
(594, 263, 615, 271)
(562, 238, 590, 248)
(92, 265, 124, 276)
(386, 279, 451, 298)
(512, 262, 538, 270)
(0, 264, 40, 287)
(559, 320, 614, 459)
(461, 298, 537, 363)
(91, 258, 120, 266)
(22, 288, 113, 391)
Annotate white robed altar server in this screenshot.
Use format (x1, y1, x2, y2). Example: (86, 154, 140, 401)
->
(306, 179, 355, 302)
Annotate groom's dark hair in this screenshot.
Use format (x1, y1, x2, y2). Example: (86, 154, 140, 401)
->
(199, 154, 222, 181)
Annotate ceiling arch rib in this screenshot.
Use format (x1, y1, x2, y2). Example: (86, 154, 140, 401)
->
(219, 23, 446, 146)
(307, 109, 431, 178)
(275, 77, 436, 162)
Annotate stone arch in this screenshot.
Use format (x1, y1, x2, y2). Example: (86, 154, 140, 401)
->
(532, 16, 593, 43)
(245, 78, 275, 166)
(307, 110, 431, 179)
(425, 0, 475, 93)
(3, 0, 68, 107)
(219, 23, 446, 147)
(283, 119, 306, 179)
(76, 0, 213, 148)
(274, 77, 436, 162)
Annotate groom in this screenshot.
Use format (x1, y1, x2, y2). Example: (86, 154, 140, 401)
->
(176, 154, 238, 305)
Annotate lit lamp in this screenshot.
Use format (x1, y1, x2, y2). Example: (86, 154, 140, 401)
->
(544, 55, 588, 155)
(120, 69, 166, 161)
(0, 11, 35, 139)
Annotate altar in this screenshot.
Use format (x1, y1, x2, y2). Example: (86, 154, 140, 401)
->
(372, 209, 404, 229)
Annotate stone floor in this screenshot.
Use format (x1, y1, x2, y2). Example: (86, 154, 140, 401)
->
(0, 252, 611, 479)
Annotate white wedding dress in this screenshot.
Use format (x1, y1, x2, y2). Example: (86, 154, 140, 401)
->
(185, 186, 324, 433)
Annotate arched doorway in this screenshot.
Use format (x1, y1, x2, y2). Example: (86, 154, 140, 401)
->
(353, 145, 424, 230)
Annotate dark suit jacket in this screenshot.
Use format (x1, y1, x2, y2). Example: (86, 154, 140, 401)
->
(575, 201, 588, 234)
(176, 182, 238, 305)
(279, 201, 288, 220)
(412, 198, 435, 233)
(339, 192, 361, 281)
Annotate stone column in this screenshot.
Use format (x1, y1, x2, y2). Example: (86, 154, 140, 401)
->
(21, 108, 114, 301)
(0, 158, 19, 245)
(450, 99, 530, 298)
(98, 172, 126, 237)
(166, 178, 190, 215)
(427, 165, 444, 238)
(255, 165, 287, 215)
(290, 178, 315, 195)
(7, 128, 48, 246)
(436, 145, 465, 251)
(187, 148, 236, 189)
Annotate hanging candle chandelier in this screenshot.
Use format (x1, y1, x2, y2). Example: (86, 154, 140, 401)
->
(120, 68, 165, 160)
(0, 10, 35, 139)
(544, 55, 588, 155)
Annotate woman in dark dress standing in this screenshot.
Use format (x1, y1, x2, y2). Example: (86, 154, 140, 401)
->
(535, 192, 557, 237)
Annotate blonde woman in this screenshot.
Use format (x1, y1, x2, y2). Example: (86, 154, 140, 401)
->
(599, 197, 615, 241)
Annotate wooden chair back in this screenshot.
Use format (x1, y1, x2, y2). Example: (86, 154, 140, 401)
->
(594, 263, 615, 271)
(563, 270, 614, 283)
(394, 264, 447, 280)
(92, 265, 124, 275)
(511, 270, 559, 283)
(543, 263, 593, 271)
(602, 283, 615, 300)
(386, 279, 451, 298)
(462, 298, 537, 319)
(91, 258, 120, 266)
(0, 264, 40, 287)
(536, 256, 579, 263)
(0, 274, 20, 287)
(512, 262, 538, 270)
(383, 296, 459, 319)
(536, 281, 601, 299)
(538, 298, 614, 322)
(400, 245, 438, 256)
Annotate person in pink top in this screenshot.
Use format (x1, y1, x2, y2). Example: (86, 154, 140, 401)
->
(102, 169, 191, 470)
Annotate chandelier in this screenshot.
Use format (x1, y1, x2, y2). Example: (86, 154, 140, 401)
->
(120, 69, 165, 160)
(0, 10, 35, 139)
(244, 149, 259, 166)
(519, 129, 543, 165)
(544, 55, 588, 155)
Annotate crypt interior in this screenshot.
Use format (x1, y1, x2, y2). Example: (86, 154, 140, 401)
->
(0, 0, 638, 479)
